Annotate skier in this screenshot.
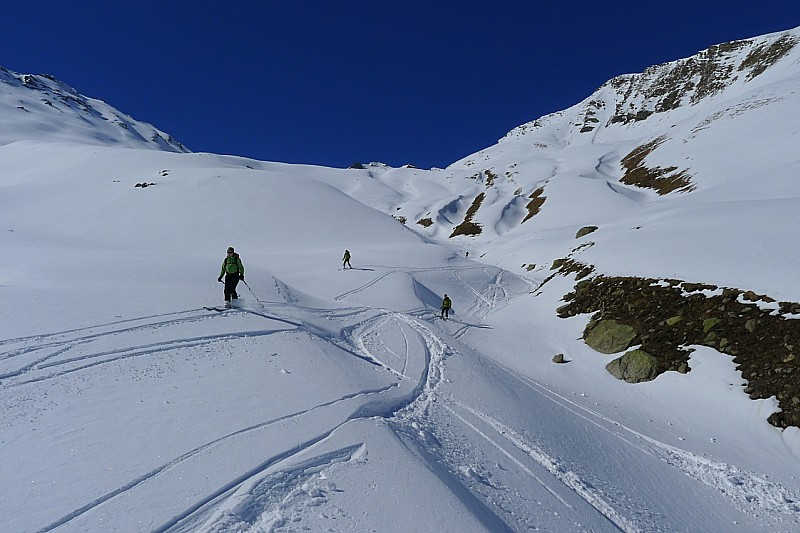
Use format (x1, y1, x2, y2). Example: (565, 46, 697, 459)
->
(441, 294, 452, 320)
(342, 249, 352, 269)
(218, 246, 245, 307)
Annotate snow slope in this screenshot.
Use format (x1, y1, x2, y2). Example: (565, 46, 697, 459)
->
(2, 28, 800, 533)
(0, 68, 187, 152)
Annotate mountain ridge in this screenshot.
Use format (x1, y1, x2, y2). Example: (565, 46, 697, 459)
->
(499, 26, 800, 143)
(0, 66, 188, 152)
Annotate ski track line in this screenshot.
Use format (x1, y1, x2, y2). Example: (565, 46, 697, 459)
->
(0, 344, 74, 381)
(0, 309, 203, 349)
(455, 266, 537, 321)
(4, 304, 356, 386)
(1, 310, 264, 382)
(35, 383, 398, 533)
(394, 312, 449, 399)
(0, 311, 221, 362)
(504, 366, 800, 523)
(333, 264, 488, 302)
(246, 294, 373, 321)
(178, 443, 366, 533)
(6, 329, 294, 387)
(444, 401, 637, 533)
(338, 306, 453, 410)
(334, 270, 400, 301)
(348, 311, 413, 379)
(454, 267, 503, 318)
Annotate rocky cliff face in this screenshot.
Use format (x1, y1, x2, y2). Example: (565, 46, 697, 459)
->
(507, 28, 800, 140)
(606, 32, 798, 126)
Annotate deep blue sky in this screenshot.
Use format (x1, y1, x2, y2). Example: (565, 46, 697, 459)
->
(2, 2, 799, 168)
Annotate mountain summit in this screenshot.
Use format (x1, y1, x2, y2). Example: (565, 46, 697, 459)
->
(502, 26, 799, 144)
(0, 67, 188, 152)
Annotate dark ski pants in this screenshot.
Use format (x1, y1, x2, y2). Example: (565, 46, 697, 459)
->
(441, 307, 450, 319)
(224, 273, 240, 301)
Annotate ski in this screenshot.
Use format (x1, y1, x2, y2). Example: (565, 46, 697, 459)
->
(203, 306, 229, 312)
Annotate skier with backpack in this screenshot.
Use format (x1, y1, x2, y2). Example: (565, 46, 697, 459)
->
(441, 294, 452, 320)
(218, 246, 245, 307)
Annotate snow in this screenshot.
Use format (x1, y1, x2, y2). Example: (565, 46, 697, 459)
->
(3, 27, 800, 533)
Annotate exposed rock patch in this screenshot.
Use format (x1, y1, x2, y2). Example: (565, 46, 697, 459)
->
(450, 193, 485, 237)
(557, 274, 800, 429)
(522, 187, 546, 223)
(620, 136, 695, 195)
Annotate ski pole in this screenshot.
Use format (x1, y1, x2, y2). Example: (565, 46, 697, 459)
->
(242, 280, 266, 307)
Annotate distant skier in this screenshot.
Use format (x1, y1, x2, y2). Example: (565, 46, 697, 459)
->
(218, 246, 244, 307)
(342, 249, 352, 269)
(441, 294, 452, 320)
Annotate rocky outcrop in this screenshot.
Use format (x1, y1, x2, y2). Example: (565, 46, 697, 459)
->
(606, 32, 799, 126)
(557, 273, 800, 429)
(503, 29, 799, 140)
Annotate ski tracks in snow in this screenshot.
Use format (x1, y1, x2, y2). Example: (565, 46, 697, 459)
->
(507, 371, 800, 526)
(1, 296, 456, 533)
(442, 400, 640, 533)
(156, 306, 451, 532)
(0, 305, 398, 533)
(10, 262, 793, 532)
(0, 309, 296, 387)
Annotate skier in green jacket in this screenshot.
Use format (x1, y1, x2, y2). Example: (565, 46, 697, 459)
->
(441, 294, 452, 320)
(218, 246, 244, 307)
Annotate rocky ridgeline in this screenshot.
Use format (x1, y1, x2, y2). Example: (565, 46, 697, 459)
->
(556, 274, 800, 429)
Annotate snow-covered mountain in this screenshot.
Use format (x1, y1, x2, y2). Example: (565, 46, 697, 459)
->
(359, 26, 800, 264)
(335, 26, 800, 427)
(2, 27, 800, 533)
(0, 67, 187, 152)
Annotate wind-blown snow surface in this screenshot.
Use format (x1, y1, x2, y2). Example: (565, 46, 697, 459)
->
(4, 28, 800, 533)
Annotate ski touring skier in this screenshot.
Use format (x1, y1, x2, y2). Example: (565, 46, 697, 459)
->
(342, 249, 352, 269)
(441, 294, 452, 320)
(218, 246, 245, 307)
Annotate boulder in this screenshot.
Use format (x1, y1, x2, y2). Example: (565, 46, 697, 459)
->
(703, 318, 722, 333)
(584, 319, 637, 354)
(606, 349, 660, 383)
(666, 316, 683, 326)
